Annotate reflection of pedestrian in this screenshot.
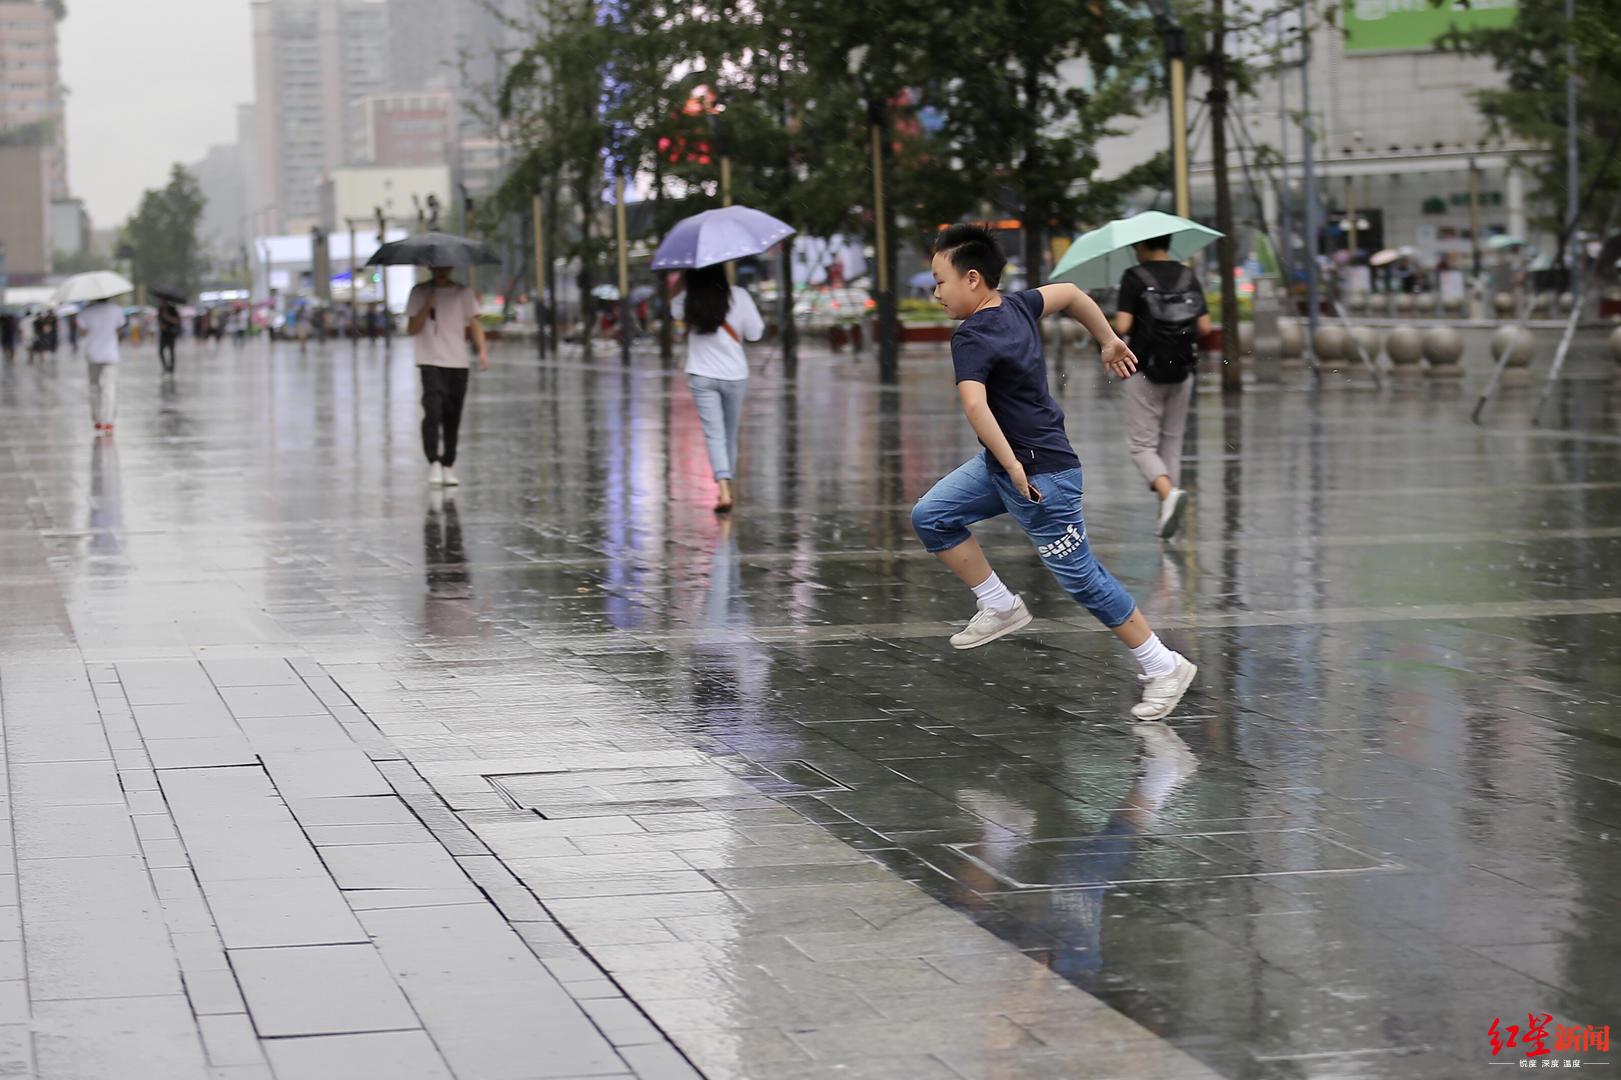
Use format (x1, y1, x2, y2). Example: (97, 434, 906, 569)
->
(424, 491, 470, 598)
(672, 266, 765, 513)
(157, 300, 181, 373)
(0, 312, 16, 360)
(78, 298, 126, 433)
(911, 224, 1196, 721)
(67, 311, 79, 353)
(406, 266, 488, 487)
(1114, 234, 1211, 540)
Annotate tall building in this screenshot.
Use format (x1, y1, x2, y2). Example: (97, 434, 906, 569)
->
(0, 0, 67, 201)
(251, 0, 388, 233)
(348, 89, 455, 168)
(189, 104, 259, 266)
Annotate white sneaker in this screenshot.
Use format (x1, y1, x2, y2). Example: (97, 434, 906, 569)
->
(428, 463, 444, 485)
(1156, 488, 1188, 539)
(1131, 653, 1197, 720)
(949, 595, 1032, 650)
(441, 467, 459, 487)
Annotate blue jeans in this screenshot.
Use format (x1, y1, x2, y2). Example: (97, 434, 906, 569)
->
(688, 375, 746, 481)
(911, 453, 1137, 628)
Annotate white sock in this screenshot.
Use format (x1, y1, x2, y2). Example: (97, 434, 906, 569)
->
(1131, 633, 1177, 678)
(970, 571, 1018, 613)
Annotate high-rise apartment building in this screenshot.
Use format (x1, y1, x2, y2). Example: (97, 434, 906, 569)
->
(252, 0, 388, 233)
(387, 0, 524, 137)
(0, 0, 67, 201)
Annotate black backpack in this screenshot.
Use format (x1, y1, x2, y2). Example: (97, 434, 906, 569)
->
(1127, 264, 1202, 383)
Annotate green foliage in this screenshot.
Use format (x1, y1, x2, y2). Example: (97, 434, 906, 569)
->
(1437, 0, 1621, 242)
(51, 249, 110, 276)
(123, 165, 207, 297)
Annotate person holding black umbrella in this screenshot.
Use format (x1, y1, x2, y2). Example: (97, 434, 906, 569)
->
(157, 299, 182, 373)
(405, 265, 487, 487)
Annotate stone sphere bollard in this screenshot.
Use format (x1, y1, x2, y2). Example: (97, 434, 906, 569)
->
(1348, 291, 1368, 314)
(1279, 320, 1306, 367)
(1494, 293, 1516, 317)
(1491, 326, 1536, 387)
(1236, 321, 1255, 357)
(1349, 325, 1381, 365)
(1313, 324, 1349, 364)
(1559, 292, 1576, 314)
(1416, 292, 1439, 315)
(1530, 293, 1551, 316)
(1393, 292, 1414, 315)
(1422, 325, 1466, 378)
(1386, 325, 1425, 376)
(1443, 293, 1467, 315)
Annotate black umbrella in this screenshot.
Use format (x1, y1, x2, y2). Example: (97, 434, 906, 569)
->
(149, 286, 187, 304)
(366, 231, 500, 268)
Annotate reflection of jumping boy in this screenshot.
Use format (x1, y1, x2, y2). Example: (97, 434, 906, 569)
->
(912, 224, 1196, 720)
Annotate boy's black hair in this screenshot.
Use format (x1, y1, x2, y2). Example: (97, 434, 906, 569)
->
(1138, 234, 1173, 251)
(934, 224, 1004, 288)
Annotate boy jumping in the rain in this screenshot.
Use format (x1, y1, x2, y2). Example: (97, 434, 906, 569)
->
(911, 224, 1196, 721)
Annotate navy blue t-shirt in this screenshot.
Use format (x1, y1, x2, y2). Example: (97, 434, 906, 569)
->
(951, 289, 1080, 476)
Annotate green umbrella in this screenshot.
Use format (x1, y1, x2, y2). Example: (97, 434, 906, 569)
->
(1049, 210, 1223, 290)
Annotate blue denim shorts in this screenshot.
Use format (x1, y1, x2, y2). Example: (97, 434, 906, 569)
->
(911, 452, 1137, 628)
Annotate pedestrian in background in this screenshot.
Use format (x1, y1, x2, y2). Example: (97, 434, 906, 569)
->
(0, 312, 16, 361)
(1114, 235, 1209, 540)
(157, 299, 181, 373)
(78, 297, 126, 434)
(405, 266, 488, 487)
(672, 266, 764, 513)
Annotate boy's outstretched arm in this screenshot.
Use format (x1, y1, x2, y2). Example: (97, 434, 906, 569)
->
(1035, 283, 1138, 379)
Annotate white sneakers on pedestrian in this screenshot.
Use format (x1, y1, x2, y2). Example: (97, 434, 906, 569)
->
(1131, 652, 1197, 720)
(950, 595, 1032, 650)
(1156, 488, 1188, 539)
(428, 463, 444, 486)
(442, 468, 459, 487)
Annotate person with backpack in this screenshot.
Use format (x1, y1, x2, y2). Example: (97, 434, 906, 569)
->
(1115, 235, 1211, 539)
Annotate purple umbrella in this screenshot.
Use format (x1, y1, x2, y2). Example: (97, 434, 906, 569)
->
(650, 206, 795, 270)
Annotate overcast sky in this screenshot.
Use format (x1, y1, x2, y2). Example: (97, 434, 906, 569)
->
(60, 0, 255, 228)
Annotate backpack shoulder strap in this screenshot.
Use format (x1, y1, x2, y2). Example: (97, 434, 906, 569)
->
(1130, 264, 1161, 292)
(1173, 266, 1198, 293)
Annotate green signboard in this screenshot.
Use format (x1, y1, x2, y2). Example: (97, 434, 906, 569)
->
(1343, 0, 1517, 52)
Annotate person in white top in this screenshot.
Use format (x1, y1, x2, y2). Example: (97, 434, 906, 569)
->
(77, 299, 127, 434)
(672, 266, 764, 512)
(406, 267, 489, 487)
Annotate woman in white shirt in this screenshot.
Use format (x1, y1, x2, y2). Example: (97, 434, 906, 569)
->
(675, 267, 764, 512)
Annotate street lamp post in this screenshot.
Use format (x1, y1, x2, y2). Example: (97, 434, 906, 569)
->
(847, 46, 898, 382)
(1149, 0, 1191, 217)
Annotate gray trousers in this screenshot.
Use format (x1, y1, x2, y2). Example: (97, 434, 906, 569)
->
(88, 362, 118, 427)
(1122, 372, 1193, 489)
(688, 374, 746, 481)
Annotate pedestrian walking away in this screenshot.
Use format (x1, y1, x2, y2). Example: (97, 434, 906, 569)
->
(157, 299, 182, 373)
(672, 265, 765, 513)
(1115, 234, 1210, 539)
(911, 224, 1197, 721)
(78, 298, 127, 434)
(406, 266, 488, 487)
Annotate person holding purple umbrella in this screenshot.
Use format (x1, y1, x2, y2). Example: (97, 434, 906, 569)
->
(671, 266, 764, 513)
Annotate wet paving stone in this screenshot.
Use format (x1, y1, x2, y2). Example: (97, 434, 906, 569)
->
(5, 336, 1621, 1077)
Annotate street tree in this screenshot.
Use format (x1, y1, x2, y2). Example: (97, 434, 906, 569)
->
(122, 164, 207, 298)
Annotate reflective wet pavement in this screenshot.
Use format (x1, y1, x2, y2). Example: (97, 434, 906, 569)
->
(2, 335, 1619, 1079)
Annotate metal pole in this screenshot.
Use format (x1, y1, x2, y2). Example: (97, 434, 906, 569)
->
(616, 174, 631, 365)
(1532, 275, 1583, 425)
(1566, 0, 1578, 238)
(347, 221, 357, 341)
(1301, 33, 1320, 356)
(1469, 158, 1483, 278)
(533, 193, 547, 359)
(1345, 177, 1357, 262)
(1170, 51, 1190, 217)
(376, 207, 390, 343)
(872, 111, 897, 380)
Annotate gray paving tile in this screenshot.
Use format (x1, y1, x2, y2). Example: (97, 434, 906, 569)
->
(197, 1013, 264, 1068)
(228, 944, 418, 1037)
(204, 877, 366, 949)
(202, 658, 302, 688)
(131, 701, 237, 740)
(0, 1021, 33, 1078)
(284, 796, 418, 827)
(31, 994, 208, 1079)
(260, 750, 391, 800)
(13, 803, 138, 860)
(25, 915, 183, 1000)
(261, 1031, 454, 1080)
(116, 660, 220, 705)
(17, 855, 158, 922)
(219, 683, 328, 718)
(9, 762, 122, 808)
(318, 842, 473, 891)
(182, 966, 248, 1016)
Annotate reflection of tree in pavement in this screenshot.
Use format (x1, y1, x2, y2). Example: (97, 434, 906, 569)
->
(953, 723, 1198, 991)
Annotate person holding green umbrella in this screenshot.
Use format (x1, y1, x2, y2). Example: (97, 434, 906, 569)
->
(1052, 211, 1219, 540)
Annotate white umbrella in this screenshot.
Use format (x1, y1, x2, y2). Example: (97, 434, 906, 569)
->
(52, 271, 135, 304)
